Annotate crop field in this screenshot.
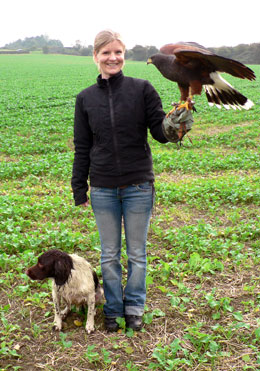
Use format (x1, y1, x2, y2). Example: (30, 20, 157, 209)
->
(0, 53, 260, 370)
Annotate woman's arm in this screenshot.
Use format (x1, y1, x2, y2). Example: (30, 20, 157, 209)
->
(144, 81, 168, 143)
(71, 94, 93, 206)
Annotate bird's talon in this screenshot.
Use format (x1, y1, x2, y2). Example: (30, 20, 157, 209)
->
(166, 102, 180, 117)
(166, 107, 176, 117)
(177, 101, 191, 111)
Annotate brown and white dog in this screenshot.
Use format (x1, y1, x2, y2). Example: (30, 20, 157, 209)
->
(26, 249, 103, 334)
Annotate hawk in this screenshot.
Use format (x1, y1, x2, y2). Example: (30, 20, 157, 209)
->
(147, 42, 255, 111)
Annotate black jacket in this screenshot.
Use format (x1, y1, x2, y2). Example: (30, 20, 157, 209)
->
(71, 71, 168, 206)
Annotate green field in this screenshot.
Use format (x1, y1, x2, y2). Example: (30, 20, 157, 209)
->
(0, 53, 260, 370)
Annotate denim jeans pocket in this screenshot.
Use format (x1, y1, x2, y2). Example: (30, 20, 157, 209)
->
(90, 186, 102, 193)
(134, 181, 153, 192)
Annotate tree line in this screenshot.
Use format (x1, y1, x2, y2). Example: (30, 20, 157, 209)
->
(208, 44, 260, 65)
(3, 35, 63, 51)
(2, 35, 260, 64)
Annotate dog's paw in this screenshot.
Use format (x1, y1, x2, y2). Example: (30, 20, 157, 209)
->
(61, 312, 69, 320)
(61, 307, 70, 320)
(53, 321, 62, 331)
(85, 322, 95, 334)
(52, 324, 62, 331)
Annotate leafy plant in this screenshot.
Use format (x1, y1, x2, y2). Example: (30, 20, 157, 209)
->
(84, 345, 100, 363)
(56, 332, 73, 349)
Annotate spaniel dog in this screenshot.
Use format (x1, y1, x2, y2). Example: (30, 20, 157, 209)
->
(26, 249, 103, 334)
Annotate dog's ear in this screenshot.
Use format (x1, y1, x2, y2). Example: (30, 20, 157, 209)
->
(92, 270, 99, 291)
(54, 257, 73, 286)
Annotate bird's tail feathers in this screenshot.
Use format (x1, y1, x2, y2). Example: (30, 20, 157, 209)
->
(204, 72, 254, 110)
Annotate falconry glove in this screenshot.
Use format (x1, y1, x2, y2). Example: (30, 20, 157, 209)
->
(162, 106, 194, 144)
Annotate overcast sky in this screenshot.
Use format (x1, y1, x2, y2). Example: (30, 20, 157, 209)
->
(1, 0, 259, 49)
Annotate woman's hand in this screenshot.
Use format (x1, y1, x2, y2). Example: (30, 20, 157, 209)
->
(81, 201, 89, 207)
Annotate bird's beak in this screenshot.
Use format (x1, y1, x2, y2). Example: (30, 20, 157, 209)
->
(147, 57, 152, 65)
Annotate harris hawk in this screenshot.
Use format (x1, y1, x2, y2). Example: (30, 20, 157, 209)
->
(147, 42, 255, 111)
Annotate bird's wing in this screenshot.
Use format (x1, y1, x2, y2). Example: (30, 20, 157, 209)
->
(160, 43, 255, 81)
(176, 50, 255, 80)
(160, 43, 213, 69)
(160, 42, 211, 55)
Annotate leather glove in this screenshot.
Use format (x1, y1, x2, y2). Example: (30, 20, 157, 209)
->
(162, 106, 194, 143)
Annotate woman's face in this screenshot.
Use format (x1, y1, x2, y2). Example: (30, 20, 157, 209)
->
(94, 40, 125, 79)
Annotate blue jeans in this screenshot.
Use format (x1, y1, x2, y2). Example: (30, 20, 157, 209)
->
(90, 182, 153, 318)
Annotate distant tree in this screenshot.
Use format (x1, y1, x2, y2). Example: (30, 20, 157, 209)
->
(147, 46, 159, 56)
(217, 46, 233, 58)
(42, 45, 49, 54)
(125, 49, 133, 60)
(4, 35, 63, 51)
(129, 45, 159, 61)
(251, 43, 260, 64)
(207, 43, 260, 64)
(132, 45, 147, 61)
(87, 45, 93, 54)
(80, 45, 93, 56)
(47, 39, 63, 47)
(74, 40, 82, 51)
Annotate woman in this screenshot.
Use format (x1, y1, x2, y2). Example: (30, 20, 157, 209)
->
(71, 30, 169, 332)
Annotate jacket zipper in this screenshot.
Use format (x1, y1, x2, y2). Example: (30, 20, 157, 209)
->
(107, 80, 122, 174)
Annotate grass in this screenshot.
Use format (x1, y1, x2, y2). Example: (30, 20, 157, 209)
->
(0, 54, 260, 370)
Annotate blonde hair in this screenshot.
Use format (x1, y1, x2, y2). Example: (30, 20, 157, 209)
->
(93, 29, 126, 54)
